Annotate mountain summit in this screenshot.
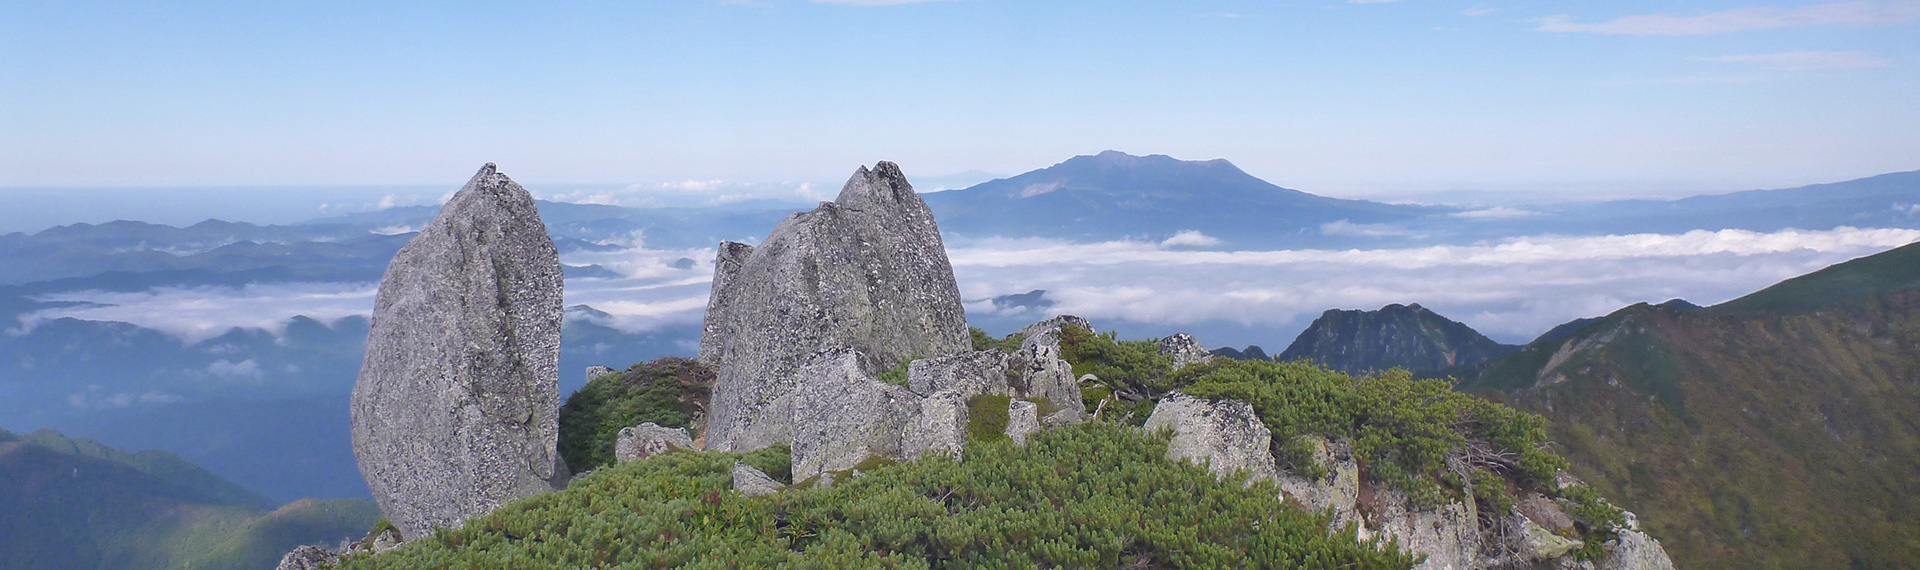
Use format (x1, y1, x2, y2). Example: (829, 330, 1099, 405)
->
(922, 151, 1432, 246)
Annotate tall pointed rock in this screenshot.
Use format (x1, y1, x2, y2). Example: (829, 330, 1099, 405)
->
(350, 163, 563, 539)
(700, 161, 970, 452)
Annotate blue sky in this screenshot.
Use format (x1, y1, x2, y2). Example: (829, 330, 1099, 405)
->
(3, 0, 1917, 199)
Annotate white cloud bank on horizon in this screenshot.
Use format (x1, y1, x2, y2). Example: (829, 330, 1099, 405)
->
(1694, 51, 1892, 71)
(13, 226, 1917, 345)
(1538, 1, 1920, 35)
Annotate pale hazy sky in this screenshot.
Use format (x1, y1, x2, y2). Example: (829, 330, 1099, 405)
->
(4, 0, 1917, 198)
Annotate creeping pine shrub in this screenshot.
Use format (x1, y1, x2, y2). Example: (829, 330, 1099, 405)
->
(875, 358, 912, 389)
(1177, 360, 1567, 509)
(1559, 484, 1629, 560)
(556, 358, 712, 473)
(968, 327, 1027, 353)
(337, 423, 1419, 570)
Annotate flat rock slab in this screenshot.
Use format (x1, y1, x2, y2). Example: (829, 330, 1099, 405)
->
(350, 163, 563, 539)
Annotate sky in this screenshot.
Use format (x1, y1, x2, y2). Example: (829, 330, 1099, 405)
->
(4, 0, 1918, 201)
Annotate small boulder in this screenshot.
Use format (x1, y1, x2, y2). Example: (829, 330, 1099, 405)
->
(1519, 518, 1584, 561)
(1010, 318, 1087, 421)
(1158, 333, 1214, 370)
(586, 365, 617, 382)
(1517, 493, 1576, 533)
(614, 423, 695, 462)
(1005, 400, 1040, 445)
(733, 462, 787, 497)
(1601, 529, 1677, 570)
(1017, 315, 1094, 344)
(1141, 393, 1280, 481)
(275, 545, 339, 570)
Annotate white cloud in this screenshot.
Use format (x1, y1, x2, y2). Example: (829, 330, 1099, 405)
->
(208, 359, 263, 382)
(1320, 220, 1430, 238)
(1538, 1, 1920, 35)
(376, 195, 398, 210)
(1019, 182, 1061, 198)
(796, 182, 829, 201)
(68, 389, 181, 411)
(372, 224, 421, 235)
(1161, 230, 1221, 247)
(18, 282, 379, 344)
(945, 227, 1920, 340)
(1693, 51, 1892, 70)
(659, 179, 725, 192)
(541, 189, 620, 205)
(811, 0, 958, 5)
(1453, 207, 1541, 219)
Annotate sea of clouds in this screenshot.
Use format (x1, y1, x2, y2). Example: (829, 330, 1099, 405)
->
(13, 226, 1918, 347)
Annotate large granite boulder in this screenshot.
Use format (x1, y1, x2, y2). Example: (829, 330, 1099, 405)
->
(701, 162, 970, 451)
(1142, 393, 1280, 481)
(350, 163, 564, 539)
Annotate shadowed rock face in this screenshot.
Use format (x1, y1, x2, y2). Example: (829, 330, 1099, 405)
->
(700, 162, 969, 451)
(350, 163, 563, 539)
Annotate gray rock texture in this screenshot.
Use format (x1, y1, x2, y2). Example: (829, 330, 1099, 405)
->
(586, 365, 617, 383)
(350, 163, 563, 539)
(1600, 530, 1676, 570)
(1141, 393, 1280, 481)
(1005, 399, 1040, 445)
(904, 391, 970, 460)
(788, 349, 922, 480)
(1008, 317, 1088, 418)
(275, 545, 339, 570)
(697, 241, 756, 365)
(907, 349, 1012, 397)
(1519, 519, 1584, 561)
(701, 162, 969, 452)
(1142, 393, 1674, 570)
(1017, 315, 1094, 343)
(614, 422, 695, 462)
(1158, 333, 1215, 370)
(732, 462, 786, 498)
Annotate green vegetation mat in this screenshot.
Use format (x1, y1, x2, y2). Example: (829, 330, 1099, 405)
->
(337, 423, 1416, 570)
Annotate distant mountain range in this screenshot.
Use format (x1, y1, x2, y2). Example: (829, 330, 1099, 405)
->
(0, 427, 378, 570)
(1, 151, 1915, 508)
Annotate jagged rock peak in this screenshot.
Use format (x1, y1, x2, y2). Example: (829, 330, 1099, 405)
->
(836, 160, 916, 207)
(350, 163, 563, 539)
(700, 161, 969, 452)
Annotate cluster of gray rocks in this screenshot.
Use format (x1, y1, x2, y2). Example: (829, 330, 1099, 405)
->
(288, 160, 1674, 570)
